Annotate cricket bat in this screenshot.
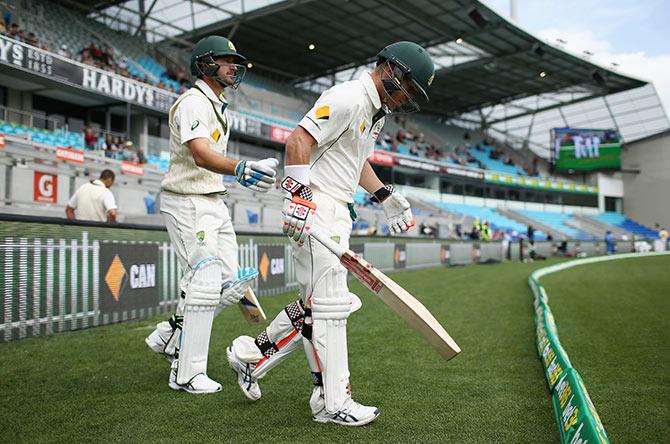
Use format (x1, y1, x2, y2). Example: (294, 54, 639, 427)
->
(310, 228, 461, 361)
(237, 265, 267, 325)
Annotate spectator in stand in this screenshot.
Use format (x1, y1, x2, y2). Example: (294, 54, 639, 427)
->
(137, 148, 147, 164)
(409, 143, 419, 156)
(26, 32, 38, 46)
(121, 140, 135, 161)
(88, 43, 102, 63)
(57, 44, 71, 58)
(16, 28, 25, 42)
(84, 126, 97, 150)
(110, 136, 121, 158)
(65, 170, 117, 223)
(8, 23, 18, 39)
(504, 153, 514, 166)
(0, 19, 6, 35)
(79, 48, 94, 65)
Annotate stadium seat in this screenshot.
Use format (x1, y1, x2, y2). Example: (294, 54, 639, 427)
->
(594, 212, 658, 239)
(519, 210, 592, 240)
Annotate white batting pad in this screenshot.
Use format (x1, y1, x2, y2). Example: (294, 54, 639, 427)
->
(311, 266, 352, 413)
(177, 257, 222, 384)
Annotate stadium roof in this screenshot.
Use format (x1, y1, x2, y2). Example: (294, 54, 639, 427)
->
(68, 0, 669, 152)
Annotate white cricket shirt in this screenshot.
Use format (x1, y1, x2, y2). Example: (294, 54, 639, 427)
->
(299, 71, 386, 204)
(161, 79, 231, 195)
(68, 179, 117, 222)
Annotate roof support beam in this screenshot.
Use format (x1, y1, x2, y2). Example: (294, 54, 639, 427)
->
(133, 0, 158, 37)
(488, 92, 604, 125)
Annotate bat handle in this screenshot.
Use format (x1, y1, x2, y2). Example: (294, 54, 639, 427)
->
(309, 227, 346, 258)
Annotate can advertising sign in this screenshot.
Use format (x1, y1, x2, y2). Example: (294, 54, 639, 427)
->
(257, 245, 286, 292)
(33, 171, 58, 203)
(99, 243, 160, 314)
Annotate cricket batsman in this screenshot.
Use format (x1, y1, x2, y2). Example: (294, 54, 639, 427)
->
(144, 35, 279, 394)
(226, 41, 435, 425)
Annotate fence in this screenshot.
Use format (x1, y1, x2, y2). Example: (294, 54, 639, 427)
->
(0, 214, 654, 342)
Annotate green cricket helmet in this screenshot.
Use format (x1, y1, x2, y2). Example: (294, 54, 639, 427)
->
(377, 41, 435, 113)
(190, 36, 247, 89)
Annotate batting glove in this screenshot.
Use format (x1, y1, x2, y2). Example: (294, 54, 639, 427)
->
(235, 158, 279, 192)
(220, 267, 258, 307)
(281, 176, 317, 245)
(374, 185, 414, 234)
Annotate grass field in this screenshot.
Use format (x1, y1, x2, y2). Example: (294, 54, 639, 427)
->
(540, 255, 670, 444)
(0, 255, 666, 443)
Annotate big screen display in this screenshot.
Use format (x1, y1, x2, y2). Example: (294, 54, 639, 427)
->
(551, 128, 621, 171)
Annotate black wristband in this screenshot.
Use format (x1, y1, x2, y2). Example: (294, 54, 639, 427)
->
(372, 185, 394, 203)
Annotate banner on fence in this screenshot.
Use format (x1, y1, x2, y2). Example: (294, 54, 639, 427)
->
(99, 243, 160, 314)
(257, 245, 286, 292)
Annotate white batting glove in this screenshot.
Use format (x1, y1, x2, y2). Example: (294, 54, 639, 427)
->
(280, 176, 317, 245)
(374, 185, 414, 234)
(220, 267, 258, 307)
(235, 158, 279, 192)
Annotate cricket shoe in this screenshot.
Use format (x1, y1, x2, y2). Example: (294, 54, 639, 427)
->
(312, 398, 379, 427)
(226, 346, 261, 401)
(168, 360, 221, 394)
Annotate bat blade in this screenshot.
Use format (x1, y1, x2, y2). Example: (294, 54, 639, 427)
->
(310, 229, 460, 360)
(237, 266, 267, 325)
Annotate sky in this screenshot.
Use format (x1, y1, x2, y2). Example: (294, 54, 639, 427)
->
(481, 0, 670, 114)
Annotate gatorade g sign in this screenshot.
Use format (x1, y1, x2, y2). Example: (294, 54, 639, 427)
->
(99, 243, 160, 315)
(257, 245, 285, 293)
(33, 172, 58, 203)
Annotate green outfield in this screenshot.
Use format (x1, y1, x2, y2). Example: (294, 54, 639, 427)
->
(540, 255, 670, 444)
(0, 255, 667, 443)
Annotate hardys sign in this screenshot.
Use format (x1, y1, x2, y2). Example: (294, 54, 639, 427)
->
(0, 35, 177, 113)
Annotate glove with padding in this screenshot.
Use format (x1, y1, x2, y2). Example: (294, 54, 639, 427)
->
(281, 176, 317, 245)
(235, 158, 279, 192)
(374, 185, 414, 234)
(220, 267, 258, 307)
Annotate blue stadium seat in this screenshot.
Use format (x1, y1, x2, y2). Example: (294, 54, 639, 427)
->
(594, 212, 658, 239)
(432, 202, 544, 239)
(519, 210, 593, 240)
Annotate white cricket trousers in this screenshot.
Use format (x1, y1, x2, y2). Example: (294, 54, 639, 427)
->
(160, 191, 238, 306)
(293, 189, 353, 298)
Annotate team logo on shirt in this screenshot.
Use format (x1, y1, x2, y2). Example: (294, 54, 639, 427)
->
(191, 120, 200, 131)
(196, 230, 205, 243)
(428, 74, 435, 86)
(211, 128, 221, 142)
(315, 105, 330, 120)
(359, 120, 367, 135)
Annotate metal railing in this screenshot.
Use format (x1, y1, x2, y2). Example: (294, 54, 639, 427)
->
(0, 105, 64, 132)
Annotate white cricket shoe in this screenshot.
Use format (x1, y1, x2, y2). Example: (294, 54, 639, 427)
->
(168, 360, 222, 394)
(312, 397, 380, 427)
(145, 328, 176, 363)
(226, 346, 261, 401)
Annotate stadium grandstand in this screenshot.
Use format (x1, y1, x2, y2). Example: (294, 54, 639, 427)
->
(0, 0, 668, 241)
